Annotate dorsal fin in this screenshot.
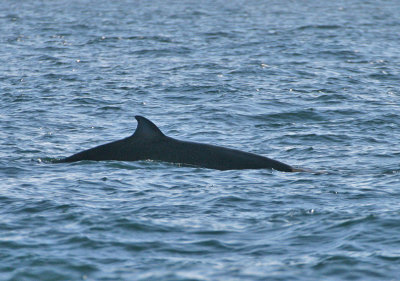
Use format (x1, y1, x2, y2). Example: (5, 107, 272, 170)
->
(131, 116, 165, 140)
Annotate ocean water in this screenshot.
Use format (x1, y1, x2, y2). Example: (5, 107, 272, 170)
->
(1, 0, 400, 280)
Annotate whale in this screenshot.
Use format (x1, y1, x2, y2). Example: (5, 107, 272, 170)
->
(56, 116, 301, 172)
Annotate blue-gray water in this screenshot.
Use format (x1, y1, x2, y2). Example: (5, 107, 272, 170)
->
(1, 0, 400, 280)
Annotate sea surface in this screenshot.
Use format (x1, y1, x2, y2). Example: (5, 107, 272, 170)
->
(1, 0, 400, 280)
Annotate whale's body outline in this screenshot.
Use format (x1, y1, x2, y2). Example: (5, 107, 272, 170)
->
(56, 116, 298, 172)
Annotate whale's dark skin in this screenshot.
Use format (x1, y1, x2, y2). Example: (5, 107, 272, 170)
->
(56, 116, 300, 172)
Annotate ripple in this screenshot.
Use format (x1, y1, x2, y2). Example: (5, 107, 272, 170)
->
(2, 0, 400, 280)
(297, 24, 343, 30)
